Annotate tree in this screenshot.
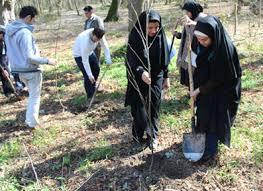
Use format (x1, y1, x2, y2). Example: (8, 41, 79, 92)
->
(104, 0, 122, 22)
(128, 0, 145, 31)
(0, 0, 16, 25)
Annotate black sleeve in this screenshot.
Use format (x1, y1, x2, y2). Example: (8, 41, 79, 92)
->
(199, 80, 221, 94)
(163, 68, 168, 78)
(126, 46, 145, 78)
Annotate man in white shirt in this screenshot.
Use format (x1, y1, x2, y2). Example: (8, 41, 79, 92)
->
(73, 28, 112, 101)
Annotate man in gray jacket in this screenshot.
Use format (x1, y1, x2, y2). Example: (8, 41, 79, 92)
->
(83, 5, 104, 61)
(5, 6, 55, 128)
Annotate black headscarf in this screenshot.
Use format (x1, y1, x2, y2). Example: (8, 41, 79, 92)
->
(182, 0, 203, 20)
(127, 10, 169, 77)
(192, 16, 242, 83)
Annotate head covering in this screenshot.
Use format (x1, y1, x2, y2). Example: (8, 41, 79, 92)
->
(127, 10, 169, 72)
(182, 0, 203, 20)
(194, 30, 208, 37)
(125, 10, 170, 106)
(192, 16, 242, 82)
(132, 10, 161, 37)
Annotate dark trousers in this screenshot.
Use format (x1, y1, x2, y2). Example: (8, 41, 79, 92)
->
(0, 71, 13, 96)
(130, 77, 162, 142)
(204, 133, 218, 157)
(75, 53, 100, 98)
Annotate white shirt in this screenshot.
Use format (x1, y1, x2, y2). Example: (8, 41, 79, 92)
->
(73, 28, 112, 77)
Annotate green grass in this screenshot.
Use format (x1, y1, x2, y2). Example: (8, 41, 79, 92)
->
(32, 126, 63, 148)
(103, 63, 127, 89)
(77, 139, 114, 173)
(242, 69, 263, 90)
(70, 94, 87, 107)
(0, 139, 21, 165)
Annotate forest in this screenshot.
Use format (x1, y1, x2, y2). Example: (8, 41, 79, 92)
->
(0, 0, 262, 190)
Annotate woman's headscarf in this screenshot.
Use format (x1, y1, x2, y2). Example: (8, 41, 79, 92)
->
(192, 16, 242, 82)
(182, 0, 203, 20)
(127, 10, 169, 75)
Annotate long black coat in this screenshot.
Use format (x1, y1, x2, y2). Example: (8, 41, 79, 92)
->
(125, 10, 169, 107)
(192, 16, 242, 146)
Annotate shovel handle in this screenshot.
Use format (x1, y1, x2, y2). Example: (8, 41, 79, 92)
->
(187, 34, 195, 118)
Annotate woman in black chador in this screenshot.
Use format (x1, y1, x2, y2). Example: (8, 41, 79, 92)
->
(125, 10, 170, 149)
(190, 16, 242, 162)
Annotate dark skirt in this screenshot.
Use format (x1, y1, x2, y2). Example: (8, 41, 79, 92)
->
(195, 78, 241, 147)
(125, 75, 163, 140)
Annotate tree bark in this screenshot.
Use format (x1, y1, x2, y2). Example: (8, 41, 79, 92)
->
(104, 0, 121, 22)
(128, 0, 144, 31)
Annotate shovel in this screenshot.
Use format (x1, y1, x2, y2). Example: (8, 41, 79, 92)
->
(182, 35, 205, 162)
(0, 65, 22, 100)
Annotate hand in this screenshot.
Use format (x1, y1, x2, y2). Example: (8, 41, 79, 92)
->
(2, 69, 9, 77)
(180, 15, 196, 26)
(48, 58, 56, 65)
(189, 88, 200, 101)
(141, 71, 151, 85)
(162, 78, 170, 90)
(88, 75, 95, 84)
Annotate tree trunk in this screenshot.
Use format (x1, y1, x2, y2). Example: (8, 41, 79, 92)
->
(73, 0, 80, 16)
(128, 0, 144, 31)
(104, 0, 121, 22)
(67, 0, 73, 10)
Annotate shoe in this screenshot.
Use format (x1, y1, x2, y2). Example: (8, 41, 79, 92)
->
(96, 85, 104, 93)
(148, 138, 158, 150)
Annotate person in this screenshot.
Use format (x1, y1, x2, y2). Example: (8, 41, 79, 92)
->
(0, 25, 13, 97)
(5, 6, 56, 128)
(174, 0, 206, 87)
(73, 28, 112, 103)
(125, 10, 174, 149)
(190, 16, 242, 162)
(83, 5, 104, 61)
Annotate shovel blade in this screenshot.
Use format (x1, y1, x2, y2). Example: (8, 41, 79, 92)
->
(183, 133, 206, 162)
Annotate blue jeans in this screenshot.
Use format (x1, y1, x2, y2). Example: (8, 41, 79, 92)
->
(75, 53, 100, 98)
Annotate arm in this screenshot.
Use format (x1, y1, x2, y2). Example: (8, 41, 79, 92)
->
(190, 80, 222, 100)
(80, 41, 93, 78)
(97, 17, 104, 30)
(199, 81, 221, 95)
(19, 30, 49, 65)
(100, 36, 112, 64)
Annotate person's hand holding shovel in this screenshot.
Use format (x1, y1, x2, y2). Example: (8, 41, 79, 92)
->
(163, 78, 170, 89)
(1, 69, 9, 78)
(190, 88, 200, 101)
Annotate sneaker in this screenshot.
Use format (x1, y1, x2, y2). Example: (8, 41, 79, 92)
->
(148, 138, 158, 150)
(96, 84, 104, 93)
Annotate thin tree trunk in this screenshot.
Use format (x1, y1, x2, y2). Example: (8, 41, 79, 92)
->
(128, 0, 145, 31)
(259, 0, 262, 27)
(234, 1, 238, 35)
(73, 0, 80, 16)
(104, 0, 121, 22)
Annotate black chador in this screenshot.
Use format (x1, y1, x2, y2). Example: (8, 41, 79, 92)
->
(192, 16, 242, 160)
(125, 10, 169, 143)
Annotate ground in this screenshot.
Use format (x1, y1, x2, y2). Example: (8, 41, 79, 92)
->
(0, 2, 263, 191)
